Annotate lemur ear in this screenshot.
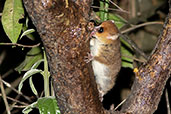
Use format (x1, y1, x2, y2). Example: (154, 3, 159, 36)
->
(106, 34, 119, 40)
(111, 20, 115, 23)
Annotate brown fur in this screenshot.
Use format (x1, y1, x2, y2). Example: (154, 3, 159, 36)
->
(90, 20, 121, 96)
(94, 39, 121, 93)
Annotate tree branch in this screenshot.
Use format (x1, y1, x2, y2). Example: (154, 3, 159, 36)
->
(121, 7, 171, 114)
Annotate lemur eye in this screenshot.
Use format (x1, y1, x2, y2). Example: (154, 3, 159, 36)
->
(98, 27, 104, 33)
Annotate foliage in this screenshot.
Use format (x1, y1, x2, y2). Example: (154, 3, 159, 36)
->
(1, 0, 60, 113)
(1, 0, 160, 113)
(15, 47, 43, 73)
(17, 50, 60, 113)
(22, 97, 60, 114)
(1, 0, 24, 43)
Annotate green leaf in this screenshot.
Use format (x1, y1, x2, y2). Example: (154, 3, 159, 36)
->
(37, 96, 60, 114)
(99, 1, 105, 21)
(120, 36, 134, 69)
(15, 47, 43, 72)
(20, 29, 35, 40)
(22, 101, 37, 114)
(23, 108, 32, 114)
(104, 0, 109, 21)
(21, 17, 36, 41)
(40, 71, 50, 80)
(31, 59, 44, 69)
(1, 0, 24, 43)
(120, 37, 132, 49)
(43, 51, 49, 77)
(41, 51, 50, 97)
(96, 12, 126, 29)
(29, 77, 38, 96)
(18, 69, 42, 93)
(121, 45, 133, 69)
(108, 13, 126, 29)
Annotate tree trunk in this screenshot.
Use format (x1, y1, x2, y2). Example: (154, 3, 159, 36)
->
(22, 0, 106, 114)
(23, 0, 171, 114)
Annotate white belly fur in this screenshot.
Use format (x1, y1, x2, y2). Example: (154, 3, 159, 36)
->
(90, 38, 111, 92)
(92, 60, 109, 89)
(90, 37, 104, 56)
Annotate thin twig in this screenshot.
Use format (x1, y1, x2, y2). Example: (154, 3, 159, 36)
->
(120, 34, 148, 60)
(109, 0, 126, 12)
(121, 21, 163, 34)
(5, 77, 22, 95)
(10, 94, 21, 111)
(0, 94, 29, 106)
(119, 21, 163, 60)
(131, 0, 136, 18)
(0, 76, 11, 114)
(12, 105, 27, 108)
(122, 54, 147, 63)
(0, 43, 41, 48)
(2, 79, 31, 102)
(114, 99, 126, 110)
(165, 89, 171, 114)
(1, 69, 14, 79)
(10, 102, 17, 113)
(91, 6, 129, 14)
(0, 50, 6, 65)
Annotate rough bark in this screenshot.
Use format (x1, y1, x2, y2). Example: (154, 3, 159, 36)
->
(121, 7, 171, 114)
(22, 0, 105, 114)
(23, 0, 170, 114)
